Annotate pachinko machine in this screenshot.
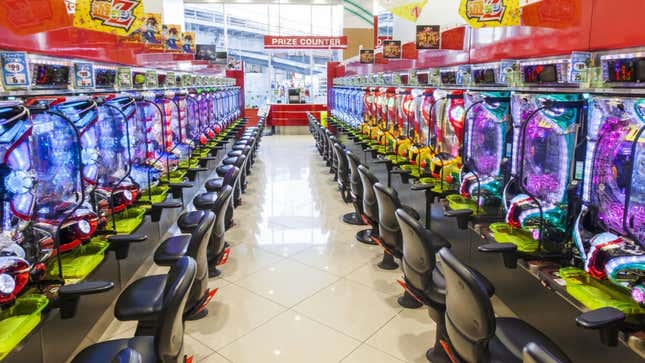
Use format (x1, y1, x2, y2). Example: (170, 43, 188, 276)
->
(444, 62, 515, 229)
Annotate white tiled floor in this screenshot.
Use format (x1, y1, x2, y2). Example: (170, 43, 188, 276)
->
(97, 135, 440, 362)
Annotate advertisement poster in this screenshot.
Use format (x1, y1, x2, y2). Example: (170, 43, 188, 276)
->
(383, 40, 401, 59)
(416, 25, 440, 49)
(73, 0, 145, 36)
(459, 0, 520, 28)
(195, 45, 217, 61)
(181, 74, 192, 87)
(164, 24, 183, 52)
(182, 32, 196, 54)
(166, 72, 176, 87)
(0, 52, 29, 89)
(74, 62, 94, 89)
(145, 70, 158, 88)
(125, 13, 163, 47)
(359, 49, 375, 64)
(117, 67, 132, 88)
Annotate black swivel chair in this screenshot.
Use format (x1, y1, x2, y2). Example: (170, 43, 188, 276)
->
(395, 208, 451, 344)
(372, 182, 420, 270)
(72, 256, 197, 363)
(117, 211, 215, 328)
(437, 248, 571, 363)
(333, 143, 353, 206)
(345, 150, 370, 237)
(357, 164, 380, 246)
(192, 185, 234, 277)
(203, 166, 240, 228)
(216, 155, 245, 207)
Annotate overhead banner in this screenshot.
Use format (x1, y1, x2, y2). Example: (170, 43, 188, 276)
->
(73, 0, 146, 36)
(459, 0, 520, 28)
(264, 36, 348, 49)
(389, 0, 427, 23)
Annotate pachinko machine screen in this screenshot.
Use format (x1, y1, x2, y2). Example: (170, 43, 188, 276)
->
(523, 64, 558, 84)
(30, 63, 70, 88)
(95, 69, 117, 88)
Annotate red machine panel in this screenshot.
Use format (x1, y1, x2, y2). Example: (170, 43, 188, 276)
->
(268, 104, 327, 127)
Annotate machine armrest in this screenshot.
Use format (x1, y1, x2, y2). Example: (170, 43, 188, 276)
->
(107, 234, 148, 244)
(390, 168, 410, 175)
(410, 183, 435, 191)
(373, 159, 389, 164)
(444, 209, 473, 218)
(478, 243, 519, 269)
(576, 307, 625, 347)
(58, 281, 114, 319)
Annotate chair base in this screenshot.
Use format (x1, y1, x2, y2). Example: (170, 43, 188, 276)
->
(398, 291, 423, 309)
(377, 253, 399, 270)
(425, 346, 452, 363)
(342, 212, 366, 226)
(355, 229, 376, 245)
(208, 267, 222, 278)
(184, 307, 208, 321)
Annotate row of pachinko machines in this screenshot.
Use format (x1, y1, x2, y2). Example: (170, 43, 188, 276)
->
(331, 49, 645, 357)
(0, 53, 242, 360)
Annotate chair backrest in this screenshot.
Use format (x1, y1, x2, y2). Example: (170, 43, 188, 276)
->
(223, 166, 240, 187)
(438, 248, 496, 363)
(234, 154, 246, 168)
(178, 210, 216, 304)
(345, 150, 362, 199)
(333, 143, 349, 180)
(395, 208, 438, 294)
(357, 165, 379, 221)
(373, 182, 403, 249)
(211, 185, 234, 254)
(523, 343, 568, 363)
(156, 256, 197, 362)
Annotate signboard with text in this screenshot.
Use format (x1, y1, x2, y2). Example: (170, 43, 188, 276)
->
(264, 36, 348, 49)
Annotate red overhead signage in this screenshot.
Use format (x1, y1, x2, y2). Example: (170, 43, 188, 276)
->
(264, 36, 348, 49)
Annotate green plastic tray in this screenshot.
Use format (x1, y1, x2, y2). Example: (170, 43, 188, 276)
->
(46, 239, 109, 283)
(138, 186, 169, 205)
(489, 222, 538, 253)
(446, 194, 481, 215)
(0, 294, 49, 360)
(109, 207, 147, 234)
(559, 267, 645, 315)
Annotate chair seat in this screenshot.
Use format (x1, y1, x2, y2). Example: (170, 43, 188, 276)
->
(205, 178, 224, 192)
(227, 150, 244, 157)
(194, 192, 218, 210)
(401, 205, 420, 220)
(115, 275, 166, 321)
(71, 336, 156, 363)
(489, 318, 571, 363)
(177, 210, 209, 232)
(216, 164, 234, 177)
(223, 156, 238, 165)
(154, 234, 191, 266)
(232, 145, 247, 151)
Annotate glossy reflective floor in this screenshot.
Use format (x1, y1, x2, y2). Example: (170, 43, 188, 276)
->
(93, 135, 440, 363)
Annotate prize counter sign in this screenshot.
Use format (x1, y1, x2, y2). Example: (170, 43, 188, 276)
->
(264, 36, 348, 49)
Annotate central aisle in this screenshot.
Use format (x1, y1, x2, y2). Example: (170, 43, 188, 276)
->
(107, 135, 438, 363)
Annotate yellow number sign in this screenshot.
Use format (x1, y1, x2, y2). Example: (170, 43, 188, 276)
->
(459, 0, 520, 28)
(73, 0, 145, 36)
